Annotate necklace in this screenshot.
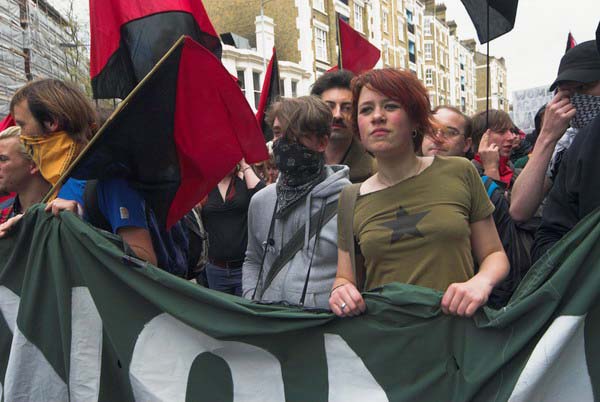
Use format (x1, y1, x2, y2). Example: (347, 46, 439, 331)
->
(377, 157, 423, 188)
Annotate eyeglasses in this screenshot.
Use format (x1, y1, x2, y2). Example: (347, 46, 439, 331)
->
(436, 127, 463, 138)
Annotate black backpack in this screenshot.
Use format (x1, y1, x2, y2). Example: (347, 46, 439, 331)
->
(83, 180, 208, 279)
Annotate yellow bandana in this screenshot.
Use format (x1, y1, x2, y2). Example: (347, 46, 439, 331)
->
(20, 131, 81, 188)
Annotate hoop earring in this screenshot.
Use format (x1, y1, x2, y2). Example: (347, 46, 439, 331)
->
(412, 130, 418, 138)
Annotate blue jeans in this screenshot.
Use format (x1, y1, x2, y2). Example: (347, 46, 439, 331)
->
(205, 263, 242, 296)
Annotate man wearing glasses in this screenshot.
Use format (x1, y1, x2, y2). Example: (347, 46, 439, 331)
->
(421, 106, 473, 158)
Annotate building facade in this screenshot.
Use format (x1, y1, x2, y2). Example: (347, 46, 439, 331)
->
(0, 0, 88, 116)
(474, 51, 509, 113)
(448, 25, 476, 115)
(206, 0, 508, 114)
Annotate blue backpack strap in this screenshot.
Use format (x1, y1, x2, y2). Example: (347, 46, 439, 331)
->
(481, 175, 499, 199)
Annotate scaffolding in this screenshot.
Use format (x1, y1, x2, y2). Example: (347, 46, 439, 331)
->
(0, 0, 89, 116)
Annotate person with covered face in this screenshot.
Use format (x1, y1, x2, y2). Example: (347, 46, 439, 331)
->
(242, 96, 351, 309)
(532, 32, 600, 261)
(329, 69, 509, 318)
(510, 39, 600, 222)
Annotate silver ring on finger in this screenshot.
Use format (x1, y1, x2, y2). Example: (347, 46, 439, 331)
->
(340, 302, 347, 311)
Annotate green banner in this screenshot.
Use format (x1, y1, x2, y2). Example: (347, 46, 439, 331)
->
(0, 205, 599, 401)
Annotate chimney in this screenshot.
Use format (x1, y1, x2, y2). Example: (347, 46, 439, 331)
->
(447, 20, 457, 36)
(435, 3, 446, 23)
(461, 39, 476, 52)
(255, 15, 275, 61)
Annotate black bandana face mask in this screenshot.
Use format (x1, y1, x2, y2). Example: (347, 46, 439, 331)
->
(570, 93, 600, 129)
(273, 136, 324, 187)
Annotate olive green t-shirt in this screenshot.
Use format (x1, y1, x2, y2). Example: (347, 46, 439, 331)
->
(338, 156, 494, 292)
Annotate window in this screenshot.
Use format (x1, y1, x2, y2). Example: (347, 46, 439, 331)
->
(425, 68, 433, 86)
(314, 26, 328, 61)
(424, 43, 432, 60)
(253, 71, 261, 109)
(424, 19, 431, 36)
(408, 40, 416, 63)
(406, 10, 414, 34)
(237, 69, 245, 94)
(279, 79, 285, 96)
(461, 97, 466, 112)
(382, 43, 389, 65)
(397, 16, 404, 41)
(354, 3, 364, 32)
(461, 76, 465, 91)
(382, 9, 389, 33)
(291, 80, 298, 97)
(313, 0, 325, 12)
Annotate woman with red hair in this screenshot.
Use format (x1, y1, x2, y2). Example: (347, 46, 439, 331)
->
(329, 69, 509, 318)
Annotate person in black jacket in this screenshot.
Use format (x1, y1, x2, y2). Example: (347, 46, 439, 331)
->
(532, 33, 600, 262)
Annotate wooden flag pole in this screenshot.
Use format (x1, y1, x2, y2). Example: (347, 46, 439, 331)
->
(41, 35, 188, 203)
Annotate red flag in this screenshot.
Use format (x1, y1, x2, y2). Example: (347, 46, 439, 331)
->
(565, 32, 577, 53)
(255, 47, 281, 141)
(89, 0, 222, 99)
(335, 17, 380, 74)
(0, 114, 15, 132)
(73, 37, 268, 228)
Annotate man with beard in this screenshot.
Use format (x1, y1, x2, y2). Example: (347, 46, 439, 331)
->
(310, 70, 375, 183)
(242, 96, 350, 310)
(532, 34, 600, 261)
(510, 40, 600, 222)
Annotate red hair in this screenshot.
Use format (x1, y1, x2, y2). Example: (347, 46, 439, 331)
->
(351, 68, 433, 152)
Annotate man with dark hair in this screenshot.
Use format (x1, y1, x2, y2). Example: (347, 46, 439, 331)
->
(421, 106, 473, 157)
(310, 70, 375, 183)
(4, 79, 157, 266)
(243, 96, 350, 309)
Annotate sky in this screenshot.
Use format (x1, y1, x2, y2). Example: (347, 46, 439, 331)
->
(52, 0, 600, 94)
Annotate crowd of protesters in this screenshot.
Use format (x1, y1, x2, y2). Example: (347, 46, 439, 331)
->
(1, 37, 599, 319)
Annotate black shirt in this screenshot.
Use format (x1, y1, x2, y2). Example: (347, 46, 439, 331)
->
(201, 176, 265, 262)
(532, 114, 600, 262)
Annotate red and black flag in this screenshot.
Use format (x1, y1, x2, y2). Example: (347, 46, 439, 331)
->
(73, 36, 268, 229)
(329, 17, 380, 74)
(89, 0, 222, 100)
(0, 114, 15, 132)
(565, 32, 577, 53)
(460, 0, 518, 44)
(255, 47, 281, 142)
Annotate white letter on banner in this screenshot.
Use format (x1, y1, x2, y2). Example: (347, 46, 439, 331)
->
(70, 287, 103, 402)
(0, 286, 103, 402)
(130, 313, 285, 402)
(0, 285, 20, 399)
(508, 315, 593, 402)
(324, 333, 388, 402)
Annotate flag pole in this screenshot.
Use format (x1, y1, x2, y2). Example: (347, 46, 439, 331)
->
(485, 0, 490, 130)
(336, 15, 343, 70)
(41, 35, 189, 203)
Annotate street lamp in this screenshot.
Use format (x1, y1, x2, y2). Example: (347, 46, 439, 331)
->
(259, 0, 274, 71)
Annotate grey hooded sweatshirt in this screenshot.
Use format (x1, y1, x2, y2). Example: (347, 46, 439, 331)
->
(242, 165, 350, 309)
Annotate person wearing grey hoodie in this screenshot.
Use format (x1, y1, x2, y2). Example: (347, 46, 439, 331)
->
(243, 96, 351, 309)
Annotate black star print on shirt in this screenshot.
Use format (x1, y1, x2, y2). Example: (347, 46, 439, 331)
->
(380, 207, 430, 244)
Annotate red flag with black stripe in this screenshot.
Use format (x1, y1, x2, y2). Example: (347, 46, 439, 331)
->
(255, 47, 281, 142)
(0, 114, 15, 132)
(73, 36, 268, 229)
(89, 0, 222, 99)
(328, 17, 380, 74)
(565, 32, 577, 53)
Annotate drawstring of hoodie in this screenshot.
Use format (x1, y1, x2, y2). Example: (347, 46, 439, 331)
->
(299, 199, 327, 306)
